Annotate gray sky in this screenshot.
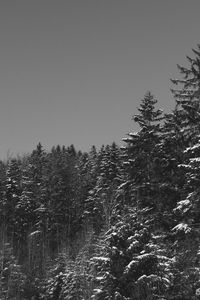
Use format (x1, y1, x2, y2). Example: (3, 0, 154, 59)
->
(0, 0, 199, 159)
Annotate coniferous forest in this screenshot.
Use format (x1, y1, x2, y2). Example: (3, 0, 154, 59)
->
(2, 45, 200, 300)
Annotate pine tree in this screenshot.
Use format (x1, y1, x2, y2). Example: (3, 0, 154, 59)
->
(3, 159, 21, 245)
(170, 138, 200, 299)
(122, 92, 163, 210)
(15, 163, 36, 264)
(92, 94, 174, 299)
(171, 44, 200, 145)
(45, 144, 84, 258)
(83, 144, 122, 235)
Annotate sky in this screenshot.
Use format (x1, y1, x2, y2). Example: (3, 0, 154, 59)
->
(0, 0, 200, 159)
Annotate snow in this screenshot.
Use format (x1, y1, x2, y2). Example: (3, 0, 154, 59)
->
(127, 236, 135, 242)
(91, 257, 110, 262)
(172, 223, 191, 234)
(190, 157, 200, 162)
(136, 274, 147, 283)
(128, 132, 139, 137)
(137, 253, 155, 261)
(93, 289, 103, 295)
(28, 230, 41, 237)
(125, 260, 138, 273)
(95, 276, 104, 281)
(178, 163, 192, 169)
(184, 143, 200, 153)
(196, 288, 200, 296)
(175, 199, 191, 213)
(118, 181, 130, 190)
(127, 240, 140, 251)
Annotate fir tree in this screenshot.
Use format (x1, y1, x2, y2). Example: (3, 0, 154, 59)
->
(171, 44, 200, 145)
(3, 159, 21, 246)
(122, 92, 163, 209)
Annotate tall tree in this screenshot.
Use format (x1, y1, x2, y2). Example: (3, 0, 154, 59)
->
(171, 44, 200, 145)
(122, 92, 163, 209)
(3, 159, 21, 248)
(85, 143, 121, 234)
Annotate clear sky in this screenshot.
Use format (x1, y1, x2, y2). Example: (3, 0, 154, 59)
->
(0, 0, 200, 159)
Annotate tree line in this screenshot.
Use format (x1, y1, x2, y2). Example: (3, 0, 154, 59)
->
(1, 44, 200, 299)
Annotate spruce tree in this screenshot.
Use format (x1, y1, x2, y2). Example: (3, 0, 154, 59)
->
(122, 92, 163, 209)
(3, 159, 21, 246)
(170, 138, 200, 299)
(171, 44, 200, 145)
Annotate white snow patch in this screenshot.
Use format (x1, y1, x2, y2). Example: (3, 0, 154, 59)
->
(92, 257, 110, 262)
(172, 223, 191, 234)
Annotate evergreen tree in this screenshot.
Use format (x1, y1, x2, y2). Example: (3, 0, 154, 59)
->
(171, 44, 200, 145)
(15, 163, 36, 264)
(122, 92, 163, 210)
(170, 138, 200, 299)
(83, 144, 121, 234)
(3, 159, 21, 246)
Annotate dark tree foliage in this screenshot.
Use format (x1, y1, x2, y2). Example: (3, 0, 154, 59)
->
(122, 92, 164, 211)
(1, 44, 200, 300)
(171, 44, 200, 146)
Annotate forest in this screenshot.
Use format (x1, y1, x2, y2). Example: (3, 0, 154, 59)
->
(1, 45, 200, 300)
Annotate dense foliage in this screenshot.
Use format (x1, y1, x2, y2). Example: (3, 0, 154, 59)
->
(1, 45, 200, 299)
